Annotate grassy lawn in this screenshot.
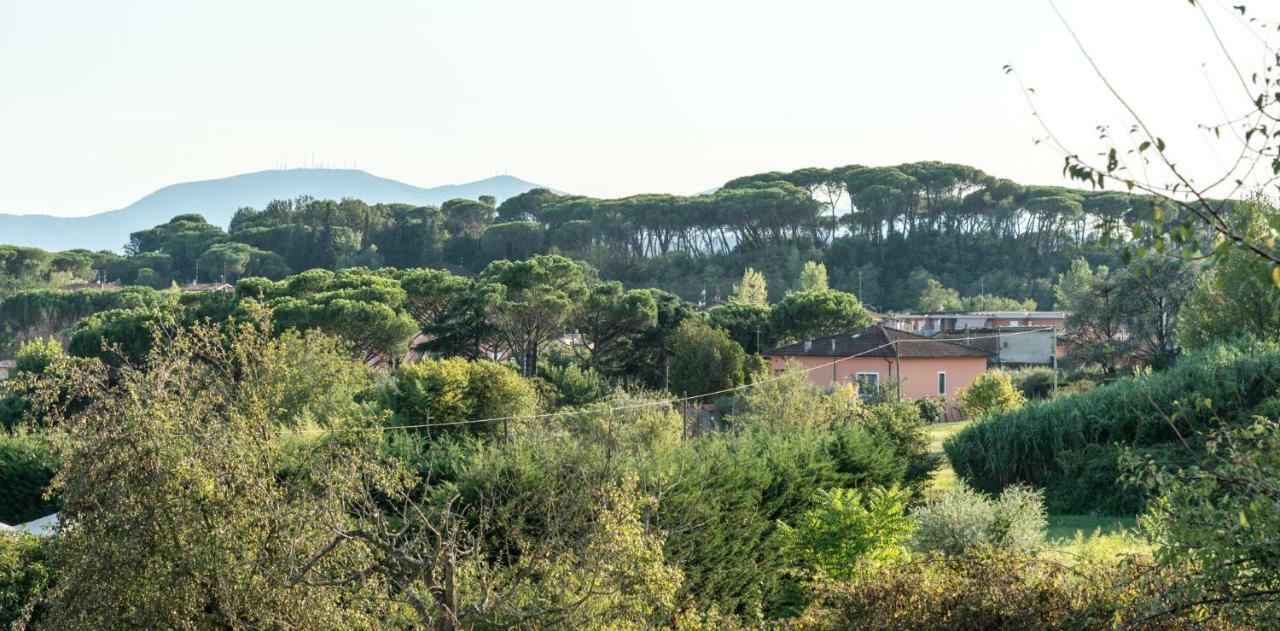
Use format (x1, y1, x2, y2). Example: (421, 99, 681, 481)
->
(923, 420, 971, 501)
(922, 420, 1147, 560)
(1046, 514, 1137, 541)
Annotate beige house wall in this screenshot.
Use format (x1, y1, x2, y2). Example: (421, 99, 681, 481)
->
(768, 355, 988, 402)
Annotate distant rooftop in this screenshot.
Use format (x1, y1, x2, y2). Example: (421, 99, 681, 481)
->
(763, 324, 989, 359)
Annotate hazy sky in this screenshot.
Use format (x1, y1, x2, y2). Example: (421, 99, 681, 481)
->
(0, 0, 1265, 216)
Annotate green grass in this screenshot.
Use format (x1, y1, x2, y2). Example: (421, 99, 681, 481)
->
(923, 421, 970, 501)
(926, 420, 969, 453)
(923, 421, 1149, 561)
(1045, 514, 1136, 541)
(1043, 515, 1149, 562)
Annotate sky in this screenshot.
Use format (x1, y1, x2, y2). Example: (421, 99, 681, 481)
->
(0, 0, 1269, 216)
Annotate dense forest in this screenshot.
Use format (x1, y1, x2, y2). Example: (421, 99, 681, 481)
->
(1, 161, 1140, 311)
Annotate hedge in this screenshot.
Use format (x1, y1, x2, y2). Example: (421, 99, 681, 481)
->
(944, 341, 1280, 514)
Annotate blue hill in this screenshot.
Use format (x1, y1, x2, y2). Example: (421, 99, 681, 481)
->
(0, 169, 553, 252)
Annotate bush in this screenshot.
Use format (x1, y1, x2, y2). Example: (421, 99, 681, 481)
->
(945, 341, 1280, 513)
(537, 362, 610, 407)
(0, 431, 59, 525)
(778, 486, 913, 580)
(445, 419, 914, 617)
(1008, 366, 1055, 400)
(0, 533, 51, 627)
(381, 357, 538, 435)
(787, 553, 1200, 630)
(911, 484, 1046, 556)
(913, 395, 947, 424)
(956, 370, 1025, 418)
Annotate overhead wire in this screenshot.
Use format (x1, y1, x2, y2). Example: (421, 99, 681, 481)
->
(279, 326, 1059, 436)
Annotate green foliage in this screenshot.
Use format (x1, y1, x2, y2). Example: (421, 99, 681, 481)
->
(445, 411, 913, 617)
(479, 254, 590, 376)
(731, 267, 768, 305)
(1008, 366, 1055, 400)
(778, 486, 913, 579)
(730, 368, 937, 495)
(911, 484, 1047, 556)
(667, 320, 746, 399)
(913, 395, 947, 424)
(13, 337, 63, 376)
(67, 304, 177, 366)
(945, 341, 1280, 513)
(769, 290, 872, 343)
(34, 321, 401, 628)
(0, 431, 58, 524)
(962, 293, 1036, 311)
(859, 400, 938, 488)
(538, 362, 610, 407)
(1131, 417, 1280, 625)
(789, 552, 1180, 630)
(956, 370, 1026, 418)
(383, 356, 537, 433)
(573, 281, 658, 373)
(705, 302, 773, 355)
(480, 221, 545, 262)
(1056, 255, 1196, 372)
(0, 533, 51, 627)
(798, 261, 828, 292)
(917, 278, 962, 312)
(262, 268, 418, 358)
(1176, 198, 1280, 352)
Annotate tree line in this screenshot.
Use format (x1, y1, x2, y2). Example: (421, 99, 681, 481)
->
(1, 161, 1160, 311)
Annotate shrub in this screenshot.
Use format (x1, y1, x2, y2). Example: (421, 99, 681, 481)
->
(13, 337, 63, 376)
(1008, 366, 1055, 400)
(381, 357, 538, 435)
(956, 370, 1025, 418)
(0, 431, 58, 525)
(446, 420, 913, 617)
(945, 341, 1280, 513)
(1132, 417, 1280, 626)
(778, 486, 913, 579)
(537, 362, 610, 407)
(913, 395, 947, 424)
(667, 320, 746, 399)
(859, 400, 938, 490)
(911, 484, 1046, 556)
(0, 533, 51, 627)
(787, 553, 1204, 630)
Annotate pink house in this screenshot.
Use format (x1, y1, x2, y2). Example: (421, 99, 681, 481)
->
(761, 325, 989, 403)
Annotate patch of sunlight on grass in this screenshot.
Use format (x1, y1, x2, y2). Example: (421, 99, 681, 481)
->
(923, 420, 971, 501)
(1042, 515, 1150, 565)
(926, 420, 970, 453)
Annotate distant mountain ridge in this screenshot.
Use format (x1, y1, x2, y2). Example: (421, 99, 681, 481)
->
(0, 169, 554, 252)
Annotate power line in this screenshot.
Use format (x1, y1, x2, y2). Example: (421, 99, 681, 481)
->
(278, 327, 1057, 437)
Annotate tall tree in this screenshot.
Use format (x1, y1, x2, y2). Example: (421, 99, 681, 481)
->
(769, 290, 873, 343)
(732, 267, 768, 305)
(798, 261, 829, 292)
(479, 255, 589, 376)
(572, 281, 658, 372)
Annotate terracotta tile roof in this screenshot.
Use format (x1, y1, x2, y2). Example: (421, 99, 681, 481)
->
(762, 324, 989, 359)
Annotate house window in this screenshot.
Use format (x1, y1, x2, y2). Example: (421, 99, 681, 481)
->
(855, 372, 879, 398)
(937, 371, 947, 396)
(1009, 320, 1020, 327)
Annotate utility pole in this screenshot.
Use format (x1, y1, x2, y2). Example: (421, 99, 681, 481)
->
(831, 338, 837, 384)
(1052, 327, 1059, 397)
(681, 394, 688, 441)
